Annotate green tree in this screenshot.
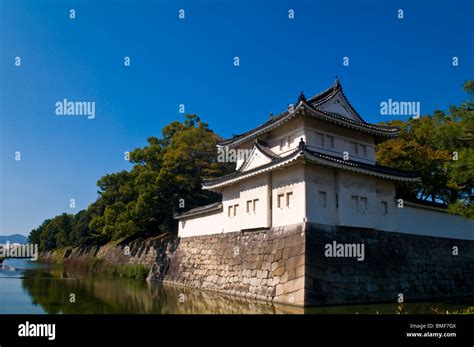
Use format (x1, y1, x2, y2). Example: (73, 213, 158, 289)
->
(28, 225, 42, 246)
(377, 81, 474, 219)
(31, 213, 74, 251)
(86, 114, 232, 242)
(70, 210, 93, 246)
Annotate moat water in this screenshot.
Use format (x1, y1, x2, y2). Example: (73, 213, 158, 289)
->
(0, 259, 471, 314)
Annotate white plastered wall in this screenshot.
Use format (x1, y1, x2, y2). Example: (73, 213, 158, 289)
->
(271, 163, 306, 227)
(303, 118, 376, 164)
(398, 204, 474, 240)
(178, 210, 224, 238)
(305, 165, 337, 226)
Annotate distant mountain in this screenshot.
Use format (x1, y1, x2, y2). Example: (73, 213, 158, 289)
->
(0, 234, 28, 244)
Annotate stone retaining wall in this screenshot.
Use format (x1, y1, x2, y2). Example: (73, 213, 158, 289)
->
(40, 223, 474, 307)
(153, 224, 306, 305)
(305, 223, 474, 306)
(40, 234, 177, 270)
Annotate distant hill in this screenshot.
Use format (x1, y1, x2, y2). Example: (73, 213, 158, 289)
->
(0, 234, 28, 244)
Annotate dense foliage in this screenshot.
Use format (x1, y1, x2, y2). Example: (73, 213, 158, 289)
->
(29, 115, 232, 250)
(29, 82, 474, 250)
(376, 81, 473, 218)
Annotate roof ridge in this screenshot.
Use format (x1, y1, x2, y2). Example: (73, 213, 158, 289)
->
(307, 79, 341, 104)
(218, 80, 399, 147)
(309, 80, 367, 123)
(300, 99, 399, 132)
(175, 201, 223, 219)
(303, 148, 420, 178)
(235, 139, 278, 172)
(203, 146, 419, 190)
(203, 146, 303, 186)
(255, 139, 280, 159)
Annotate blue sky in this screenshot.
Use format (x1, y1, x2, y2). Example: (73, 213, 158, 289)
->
(1, 0, 473, 236)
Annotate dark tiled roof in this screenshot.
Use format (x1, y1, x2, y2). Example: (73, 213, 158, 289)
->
(403, 199, 448, 209)
(218, 110, 291, 146)
(174, 202, 222, 219)
(303, 149, 420, 179)
(218, 80, 399, 147)
(309, 78, 365, 123)
(203, 147, 303, 187)
(234, 139, 280, 172)
(203, 144, 419, 189)
(310, 106, 399, 133)
(254, 139, 281, 159)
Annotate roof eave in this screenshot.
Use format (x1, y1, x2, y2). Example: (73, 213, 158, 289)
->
(203, 147, 419, 189)
(174, 203, 223, 220)
(302, 149, 420, 182)
(218, 103, 399, 148)
(202, 149, 305, 190)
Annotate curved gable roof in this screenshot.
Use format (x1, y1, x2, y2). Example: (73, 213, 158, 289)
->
(236, 140, 277, 172)
(218, 79, 399, 148)
(203, 142, 419, 190)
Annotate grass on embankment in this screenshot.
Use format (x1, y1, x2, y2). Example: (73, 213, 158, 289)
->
(89, 257, 149, 280)
(44, 247, 150, 280)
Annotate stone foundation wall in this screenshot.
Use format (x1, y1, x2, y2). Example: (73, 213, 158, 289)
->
(152, 224, 306, 305)
(40, 224, 474, 307)
(40, 234, 177, 270)
(305, 223, 474, 306)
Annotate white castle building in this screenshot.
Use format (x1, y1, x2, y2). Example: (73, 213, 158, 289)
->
(176, 80, 473, 241)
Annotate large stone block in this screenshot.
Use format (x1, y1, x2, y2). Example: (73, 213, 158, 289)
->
(138, 222, 474, 307)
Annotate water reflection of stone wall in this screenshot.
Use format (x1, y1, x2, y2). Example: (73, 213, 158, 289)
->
(39, 223, 474, 307)
(40, 227, 306, 306)
(21, 268, 302, 314)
